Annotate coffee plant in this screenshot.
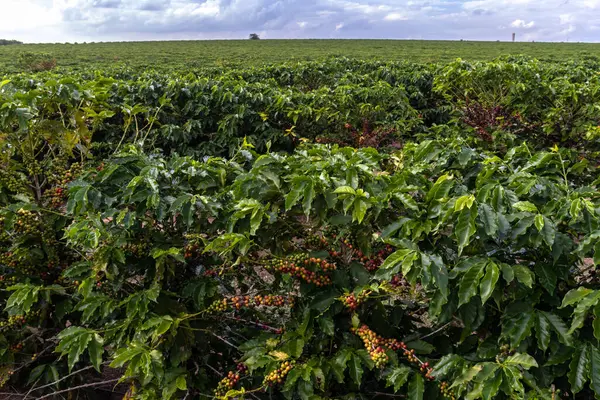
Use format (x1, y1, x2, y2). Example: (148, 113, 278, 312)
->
(1, 57, 600, 399)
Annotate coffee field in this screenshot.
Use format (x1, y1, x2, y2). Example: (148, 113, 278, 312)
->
(2, 39, 600, 72)
(1, 53, 600, 399)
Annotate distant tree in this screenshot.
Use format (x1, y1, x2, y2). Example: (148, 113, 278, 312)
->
(249, 33, 260, 40)
(0, 39, 23, 46)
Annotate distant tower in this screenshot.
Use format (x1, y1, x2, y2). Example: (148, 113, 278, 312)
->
(512, 33, 516, 42)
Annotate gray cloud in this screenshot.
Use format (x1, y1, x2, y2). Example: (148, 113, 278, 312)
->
(1, 0, 600, 42)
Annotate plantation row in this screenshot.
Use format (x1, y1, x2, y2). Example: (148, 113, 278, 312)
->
(2, 57, 600, 159)
(0, 57, 600, 399)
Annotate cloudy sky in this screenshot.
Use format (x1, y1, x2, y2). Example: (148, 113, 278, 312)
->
(2, 0, 599, 43)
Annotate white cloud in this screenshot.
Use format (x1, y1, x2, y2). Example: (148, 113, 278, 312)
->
(559, 14, 574, 25)
(384, 12, 408, 21)
(511, 19, 535, 28)
(0, 0, 599, 43)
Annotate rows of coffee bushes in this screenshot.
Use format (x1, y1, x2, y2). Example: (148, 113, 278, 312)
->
(0, 57, 600, 399)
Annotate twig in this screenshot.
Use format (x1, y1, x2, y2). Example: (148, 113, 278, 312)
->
(204, 363, 223, 377)
(27, 365, 96, 394)
(23, 377, 41, 400)
(418, 320, 454, 340)
(36, 378, 121, 400)
(0, 392, 25, 399)
(369, 392, 406, 398)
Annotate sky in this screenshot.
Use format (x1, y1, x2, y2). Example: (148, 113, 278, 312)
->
(1, 0, 599, 43)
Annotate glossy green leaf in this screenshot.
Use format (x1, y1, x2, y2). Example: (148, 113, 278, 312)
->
(504, 353, 538, 369)
(386, 366, 411, 392)
(590, 345, 600, 398)
(479, 203, 499, 237)
(480, 261, 499, 305)
(408, 373, 424, 400)
(569, 344, 590, 394)
(458, 259, 486, 306)
(455, 207, 478, 256)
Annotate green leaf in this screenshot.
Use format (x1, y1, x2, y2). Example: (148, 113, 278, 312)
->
(88, 334, 104, 372)
(479, 261, 499, 305)
(503, 366, 524, 395)
(595, 241, 600, 266)
(27, 364, 47, 385)
(512, 265, 534, 288)
(479, 203, 499, 237)
(176, 376, 187, 391)
(451, 365, 483, 389)
(169, 194, 193, 213)
(482, 371, 502, 400)
(302, 182, 315, 216)
(455, 207, 477, 256)
(285, 180, 306, 211)
(590, 345, 600, 398)
(408, 373, 424, 400)
(534, 214, 545, 231)
(352, 198, 368, 223)
(534, 264, 557, 294)
(397, 193, 419, 211)
(378, 249, 413, 272)
(540, 216, 556, 247)
(426, 174, 454, 203)
(540, 311, 572, 346)
(318, 317, 335, 336)
(458, 260, 486, 307)
(284, 368, 302, 392)
(333, 186, 356, 195)
(561, 287, 594, 308)
(386, 366, 411, 392)
(455, 194, 476, 212)
(535, 312, 551, 351)
(502, 310, 534, 348)
(569, 344, 590, 394)
(431, 354, 462, 378)
(349, 354, 363, 387)
(504, 353, 538, 369)
(513, 201, 538, 213)
(501, 264, 514, 283)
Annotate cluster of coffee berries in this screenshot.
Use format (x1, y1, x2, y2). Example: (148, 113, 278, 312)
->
(304, 233, 330, 249)
(207, 295, 295, 313)
(267, 254, 333, 286)
(214, 371, 241, 396)
(390, 274, 409, 289)
(10, 342, 24, 352)
(361, 245, 395, 272)
(122, 242, 150, 257)
(236, 362, 248, 374)
(44, 186, 67, 209)
(14, 209, 39, 235)
(438, 381, 455, 399)
(0, 313, 30, 329)
(0, 251, 17, 268)
(402, 348, 435, 381)
(0, 169, 27, 194)
(48, 162, 82, 187)
(184, 243, 200, 259)
(263, 360, 295, 387)
(341, 290, 370, 311)
(352, 324, 435, 379)
(352, 325, 392, 368)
